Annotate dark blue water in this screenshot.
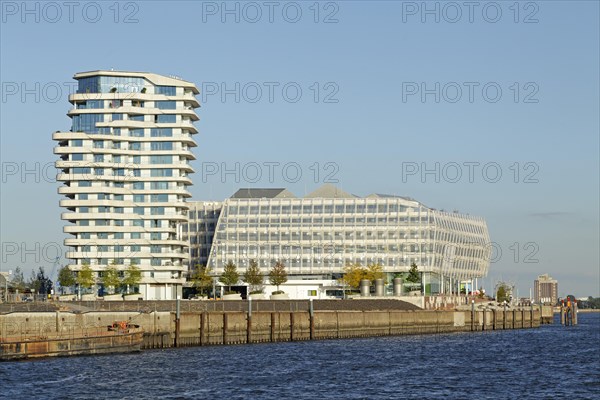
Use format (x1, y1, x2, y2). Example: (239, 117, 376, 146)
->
(1, 313, 599, 399)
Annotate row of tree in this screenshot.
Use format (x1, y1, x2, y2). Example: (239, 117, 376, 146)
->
(8, 267, 54, 295)
(338, 262, 421, 289)
(192, 261, 422, 295)
(15, 260, 420, 297)
(190, 260, 288, 296)
(57, 262, 141, 295)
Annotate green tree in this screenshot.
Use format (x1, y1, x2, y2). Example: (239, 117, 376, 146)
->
(57, 266, 76, 294)
(339, 262, 366, 289)
(191, 264, 213, 296)
(406, 262, 420, 284)
(243, 259, 264, 294)
(219, 261, 239, 293)
(35, 267, 53, 295)
(76, 263, 95, 294)
(101, 264, 121, 294)
(268, 261, 288, 293)
(123, 262, 142, 294)
(12, 267, 26, 292)
(496, 285, 509, 303)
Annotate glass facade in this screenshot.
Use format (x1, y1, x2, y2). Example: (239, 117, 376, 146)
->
(77, 76, 146, 94)
(185, 190, 491, 294)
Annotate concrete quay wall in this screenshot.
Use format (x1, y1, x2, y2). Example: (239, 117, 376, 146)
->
(0, 306, 543, 350)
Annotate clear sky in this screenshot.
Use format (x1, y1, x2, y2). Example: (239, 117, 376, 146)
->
(1, 0, 598, 297)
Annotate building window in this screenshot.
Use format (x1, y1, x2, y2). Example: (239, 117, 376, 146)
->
(156, 101, 176, 109)
(73, 114, 104, 133)
(156, 86, 176, 95)
(151, 207, 165, 215)
(150, 182, 168, 189)
(151, 128, 173, 137)
(151, 169, 173, 177)
(73, 167, 91, 174)
(307, 290, 317, 297)
(129, 129, 144, 137)
(150, 155, 172, 164)
(156, 114, 176, 123)
(150, 142, 173, 151)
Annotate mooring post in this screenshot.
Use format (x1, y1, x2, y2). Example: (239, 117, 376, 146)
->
(247, 298, 252, 344)
(530, 304, 534, 328)
(482, 309, 486, 331)
(290, 312, 295, 342)
(271, 312, 276, 342)
(55, 311, 61, 333)
(573, 301, 578, 325)
(200, 312, 206, 346)
(175, 297, 181, 347)
(309, 299, 314, 340)
(223, 313, 228, 345)
(471, 300, 475, 332)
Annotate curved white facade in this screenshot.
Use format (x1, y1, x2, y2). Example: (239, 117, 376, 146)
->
(186, 186, 491, 295)
(54, 71, 199, 300)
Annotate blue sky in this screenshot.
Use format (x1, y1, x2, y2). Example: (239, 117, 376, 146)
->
(1, 0, 598, 297)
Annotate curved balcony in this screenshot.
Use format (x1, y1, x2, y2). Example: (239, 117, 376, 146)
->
(53, 131, 87, 141)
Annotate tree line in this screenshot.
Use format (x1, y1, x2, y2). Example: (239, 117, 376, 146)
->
(190, 259, 288, 296)
(58, 261, 142, 295)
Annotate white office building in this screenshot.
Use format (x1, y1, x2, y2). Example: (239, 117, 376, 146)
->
(54, 70, 199, 300)
(184, 185, 491, 298)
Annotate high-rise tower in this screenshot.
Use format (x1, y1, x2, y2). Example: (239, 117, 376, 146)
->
(54, 71, 199, 300)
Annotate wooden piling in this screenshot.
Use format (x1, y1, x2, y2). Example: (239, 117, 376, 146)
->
(199, 312, 206, 346)
(270, 313, 276, 342)
(247, 315, 252, 344)
(223, 313, 228, 345)
(290, 312, 295, 342)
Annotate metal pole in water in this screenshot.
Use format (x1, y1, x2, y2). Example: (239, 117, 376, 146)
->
(309, 298, 314, 340)
(471, 300, 475, 331)
(175, 296, 181, 347)
(247, 298, 252, 344)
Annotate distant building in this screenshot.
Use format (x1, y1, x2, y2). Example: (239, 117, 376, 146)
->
(184, 185, 492, 299)
(534, 274, 558, 305)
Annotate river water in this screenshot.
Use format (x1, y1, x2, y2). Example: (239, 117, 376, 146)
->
(1, 313, 598, 399)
